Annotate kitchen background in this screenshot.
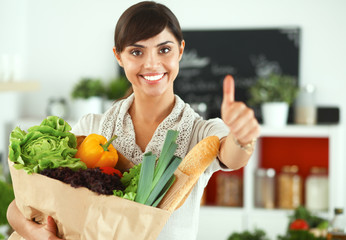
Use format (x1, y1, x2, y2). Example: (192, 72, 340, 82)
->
(1, 0, 346, 239)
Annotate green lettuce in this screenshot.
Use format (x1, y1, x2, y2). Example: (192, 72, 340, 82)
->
(8, 116, 86, 174)
(113, 163, 141, 201)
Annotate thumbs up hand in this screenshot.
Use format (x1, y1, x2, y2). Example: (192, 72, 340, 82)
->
(221, 75, 260, 146)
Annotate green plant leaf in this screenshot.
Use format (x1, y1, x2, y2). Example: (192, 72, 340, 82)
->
(248, 74, 298, 105)
(71, 78, 105, 99)
(106, 76, 131, 100)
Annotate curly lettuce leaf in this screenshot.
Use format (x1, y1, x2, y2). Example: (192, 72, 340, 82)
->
(8, 116, 86, 174)
(113, 190, 136, 201)
(113, 163, 141, 200)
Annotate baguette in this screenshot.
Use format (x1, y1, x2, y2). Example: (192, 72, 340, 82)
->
(159, 135, 220, 212)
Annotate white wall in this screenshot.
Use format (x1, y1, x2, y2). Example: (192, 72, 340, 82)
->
(2, 0, 345, 120)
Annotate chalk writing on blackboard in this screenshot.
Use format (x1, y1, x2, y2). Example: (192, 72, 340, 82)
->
(180, 49, 210, 69)
(174, 28, 300, 121)
(250, 54, 281, 78)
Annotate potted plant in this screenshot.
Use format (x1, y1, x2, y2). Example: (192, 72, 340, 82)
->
(71, 77, 105, 120)
(103, 76, 131, 111)
(249, 74, 298, 127)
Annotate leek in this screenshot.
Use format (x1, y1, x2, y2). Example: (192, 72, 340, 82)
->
(145, 156, 182, 206)
(134, 152, 156, 204)
(151, 175, 176, 207)
(134, 130, 181, 206)
(154, 130, 179, 176)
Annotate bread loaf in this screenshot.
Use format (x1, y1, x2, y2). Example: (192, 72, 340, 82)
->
(160, 136, 220, 212)
(178, 135, 220, 176)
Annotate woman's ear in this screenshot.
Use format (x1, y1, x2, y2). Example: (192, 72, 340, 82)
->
(113, 47, 123, 67)
(178, 40, 185, 61)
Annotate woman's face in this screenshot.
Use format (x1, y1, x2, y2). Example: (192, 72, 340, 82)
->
(114, 28, 185, 98)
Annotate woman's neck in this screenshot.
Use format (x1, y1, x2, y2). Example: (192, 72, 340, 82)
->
(129, 91, 175, 125)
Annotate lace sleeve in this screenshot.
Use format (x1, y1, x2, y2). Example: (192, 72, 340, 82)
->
(71, 113, 103, 136)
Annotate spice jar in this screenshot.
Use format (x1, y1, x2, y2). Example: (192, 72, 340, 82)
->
(327, 208, 346, 239)
(305, 167, 329, 211)
(254, 168, 276, 208)
(216, 172, 242, 207)
(277, 165, 302, 209)
(294, 84, 317, 125)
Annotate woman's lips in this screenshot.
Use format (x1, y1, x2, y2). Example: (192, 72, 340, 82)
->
(141, 73, 166, 83)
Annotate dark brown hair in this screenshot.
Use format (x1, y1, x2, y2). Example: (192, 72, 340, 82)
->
(114, 1, 183, 53)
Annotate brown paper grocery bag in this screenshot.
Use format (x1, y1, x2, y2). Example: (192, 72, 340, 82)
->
(8, 160, 171, 240)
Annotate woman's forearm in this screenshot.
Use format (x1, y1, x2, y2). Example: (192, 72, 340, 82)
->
(218, 134, 254, 170)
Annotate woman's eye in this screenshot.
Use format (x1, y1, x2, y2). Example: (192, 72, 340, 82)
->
(131, 50, 142, 56)
(160, 47, 171, 54)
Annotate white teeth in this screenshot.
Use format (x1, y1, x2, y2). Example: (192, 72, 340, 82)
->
(143, 74, 164, 81)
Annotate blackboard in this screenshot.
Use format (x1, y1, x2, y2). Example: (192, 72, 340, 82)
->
(174, 28, 300, 121)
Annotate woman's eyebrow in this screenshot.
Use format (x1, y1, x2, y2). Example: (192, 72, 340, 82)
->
(128, 41, 174, 48)
(128, 44, 145, 48)
(156, 41, 174, 46)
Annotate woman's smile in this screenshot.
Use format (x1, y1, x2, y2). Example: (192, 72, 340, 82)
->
(141, 73, 166, 84)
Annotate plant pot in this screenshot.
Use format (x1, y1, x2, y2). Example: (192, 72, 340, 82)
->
(261, 102, 289, 127)
(72, 97, 103, 121)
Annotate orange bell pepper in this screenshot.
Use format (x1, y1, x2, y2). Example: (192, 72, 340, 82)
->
(75, 134, 118, 168)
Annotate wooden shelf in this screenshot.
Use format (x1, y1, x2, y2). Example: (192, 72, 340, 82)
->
(0, 81, 40, 92)
(198, 124, 344, 239)
(260, 124, 338, 137)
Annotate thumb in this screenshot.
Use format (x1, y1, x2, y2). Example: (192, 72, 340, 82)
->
(222, 75, 235, 104)
(45, 216, 58, 234)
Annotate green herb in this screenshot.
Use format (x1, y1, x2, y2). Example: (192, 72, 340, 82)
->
(227, 228, 269, 240)
(8, 116, 86, 174)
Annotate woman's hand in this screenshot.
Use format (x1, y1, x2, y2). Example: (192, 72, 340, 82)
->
(7, 200, 63, 240)
(221, 75, 260, 145)
(29, 216, 62, 240)
(219, 75, 260, 169)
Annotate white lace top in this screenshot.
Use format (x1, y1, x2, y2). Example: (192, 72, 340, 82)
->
(99, 94, 200, 164)
(72, 95, 230, 240)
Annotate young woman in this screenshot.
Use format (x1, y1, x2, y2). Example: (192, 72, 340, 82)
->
(7, 2, 260, 239)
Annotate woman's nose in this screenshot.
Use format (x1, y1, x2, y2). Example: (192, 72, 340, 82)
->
(144, 52, 160, 69)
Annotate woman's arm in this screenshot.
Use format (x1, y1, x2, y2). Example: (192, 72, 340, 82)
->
(218, 133, 257, 170)
(219, 75, 260, 169)
(7, 200, 62, 240)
